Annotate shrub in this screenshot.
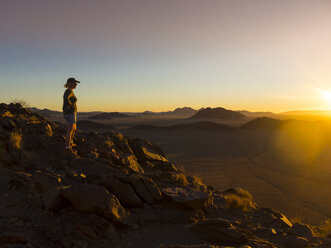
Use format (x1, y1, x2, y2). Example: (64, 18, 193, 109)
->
(223, 188, 256, 211)
(175, 173, 189, 186)
(289, 212, 304, 224)
(115, 132, 124, 142)
(11, 99, 29, 108)
(314, 218, 331, 237)
(104, 140, 113, 149)
(191, 174, 203, 185)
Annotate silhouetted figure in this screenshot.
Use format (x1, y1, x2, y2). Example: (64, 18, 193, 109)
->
(63, 77, 80, 153)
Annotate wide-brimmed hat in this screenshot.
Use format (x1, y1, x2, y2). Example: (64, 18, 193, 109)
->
(67, 77, 80, 84)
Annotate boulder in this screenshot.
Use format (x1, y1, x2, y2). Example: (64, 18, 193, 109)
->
(11, 171, 32, 187)
(87, 214, 117, 239)
(32, 171, 61, 193)
(161, 187, 213, 210)
(117, 175, 162, 204)
(105, 179, 144, 208)
(288, 222, 314, 239)
(142, 178, 162, 202)
(0, 117, 17, 131)
(144, 160, 178, 172)
(255, 208, 292, 231)
(122, 154, 143, 173)
(20, 117, 53, 136)
(39, 122, 53, 136)
(1, 111, 13, 118)
(43, 186, 67, 211)
(72, 239, 88, 248)
(103, 194, 131, 225)
(0, 136, 13, 165)
(128, 138, 168, 162)
(60, 184, 130, 224)
(60, 184, 112, 213)
(192, 218, 249, 245)
(130, 178, 155, 204)
(76, 224, 98, 240)
(112, 135, 134, 154)
(284, 236, 310, 248)
(158, 245, 220, 248)
(0, 233, 28, 245)
(107, 152, 143, 173)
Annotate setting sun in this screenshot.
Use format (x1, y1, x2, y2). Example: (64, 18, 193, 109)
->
(319, 90, 331, 105)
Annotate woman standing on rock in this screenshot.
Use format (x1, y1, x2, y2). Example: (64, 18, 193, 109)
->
(63, 77, 80, 153)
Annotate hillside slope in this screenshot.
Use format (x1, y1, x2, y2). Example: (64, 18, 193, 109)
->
(0, 103, 329, 247)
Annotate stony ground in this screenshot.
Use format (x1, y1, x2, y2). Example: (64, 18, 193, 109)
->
(0, 103, 331, 248)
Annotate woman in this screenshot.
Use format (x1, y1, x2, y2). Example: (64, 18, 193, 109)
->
(63, 77, 80, 152)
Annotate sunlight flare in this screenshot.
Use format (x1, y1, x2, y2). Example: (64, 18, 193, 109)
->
(319, 90, 331, 103)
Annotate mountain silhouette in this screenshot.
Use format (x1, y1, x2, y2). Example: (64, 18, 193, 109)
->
(129, 121, 234, 132)
(241, 117, 286, 129)
(88, 112, 130, 120)
(190, 107, 246, 119)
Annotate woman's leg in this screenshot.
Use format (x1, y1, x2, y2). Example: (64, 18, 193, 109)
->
(70, 124, 76, 145)
(66, 123, 74, 148)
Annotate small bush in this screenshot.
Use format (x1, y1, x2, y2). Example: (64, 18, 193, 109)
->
(186, 174, 207, 191)
(115, 132, 124, 142)
(191, 174, 203, 185)
(104, 140, 113, 149)
(223, 188, 256, 211)
(314, 219, 331, 237)
(289, 212, 304, 224)
(11, 99, 29, 108)
(175, 173, 189, 186)
(10, 131, 22, 150)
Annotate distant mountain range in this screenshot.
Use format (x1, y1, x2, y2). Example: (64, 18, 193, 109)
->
(240, 117, 286, 129)
(236, 110, 278, 118)
(128, 117, 289, 132)
(190, 107, 246, 120)
(28, 108, 61, 117)
(30, 106, 331, 120)
(88, 112, 130, 120)
(129, 121, 235, 132)
(138, 107, 198, 116)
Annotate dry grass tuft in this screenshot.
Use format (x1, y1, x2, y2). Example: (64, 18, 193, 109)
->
(191, 174, 203, 185)
(289, 212, 305, 224)
(175, 173, 189, 186)
(223, 188, 256, 211)
(313, 219, 331, 237)
(11, 99, 29, 108)
(104, 140, 113, 148)
(115, 133, 124, 142)
(10, 132, 22, 150)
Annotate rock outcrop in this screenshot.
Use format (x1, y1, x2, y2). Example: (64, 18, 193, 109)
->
(0, 103, 329, 248)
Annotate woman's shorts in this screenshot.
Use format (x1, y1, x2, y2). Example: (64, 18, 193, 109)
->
(63, 113, 77, 124)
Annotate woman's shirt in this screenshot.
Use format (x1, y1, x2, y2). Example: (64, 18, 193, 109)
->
(63, 89, 77, 114)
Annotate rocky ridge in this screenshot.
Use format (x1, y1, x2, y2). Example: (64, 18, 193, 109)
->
(0, 103, 330, 248)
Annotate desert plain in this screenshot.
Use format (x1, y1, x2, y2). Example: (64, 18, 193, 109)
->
(47, 109, 331, 225)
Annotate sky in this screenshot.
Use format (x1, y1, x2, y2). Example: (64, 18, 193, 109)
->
(1, 0, 331, 113)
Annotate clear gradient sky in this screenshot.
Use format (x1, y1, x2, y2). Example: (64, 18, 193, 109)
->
(1, 0, 331, 112)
